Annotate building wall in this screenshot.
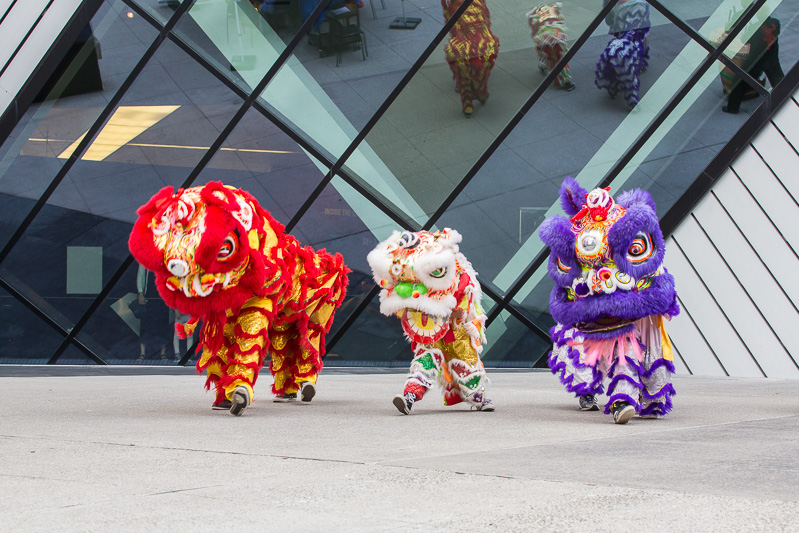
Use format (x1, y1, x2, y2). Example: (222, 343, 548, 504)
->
(0, 0, 798, 368)
(665, 87, 799, 378)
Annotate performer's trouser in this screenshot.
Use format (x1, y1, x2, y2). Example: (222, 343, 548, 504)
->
(403, 347, 488, 407)
(548, 325, 675, 416)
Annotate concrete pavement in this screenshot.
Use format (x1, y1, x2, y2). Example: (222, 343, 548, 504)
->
(1, 370, 798, 531)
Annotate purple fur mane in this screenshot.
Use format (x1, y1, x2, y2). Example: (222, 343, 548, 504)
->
(539, 178, 678, 338)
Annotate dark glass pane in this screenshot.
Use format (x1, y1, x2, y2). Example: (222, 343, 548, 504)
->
(338, 1, 610, 225)
(74, 261, 181, 365)
(435, 13, 697, 296)
(0, 1, 157, 249)
(481, 310, 550, 368)
(55, 344, 99, 365)
(257, 0, 452, 165)
(172, 0, 304, 97)
(0, 285, 65, 363)
(290, 176, 399, 348)
(658, 0, 755, 38)
(0, 37, 244, 335)
(127, 0, 184, 26)
(188, 106, 330, 222)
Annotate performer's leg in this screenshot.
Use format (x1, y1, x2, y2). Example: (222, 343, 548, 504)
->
(444, 356, 492, 411)
(393, 349, 443, 414)
(549, 325, 605, 406)
(639, 317, 677, 417)
(605, 355, 644, 424)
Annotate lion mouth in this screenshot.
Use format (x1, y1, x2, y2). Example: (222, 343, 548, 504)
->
(165, 272, 232, 298)
(575, 316, 634, 333)
(399, 309, 449, 344)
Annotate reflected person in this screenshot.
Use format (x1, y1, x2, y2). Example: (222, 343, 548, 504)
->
(723, 16, 784, 114)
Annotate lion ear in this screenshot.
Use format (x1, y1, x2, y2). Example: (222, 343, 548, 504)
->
(136, 186, 175, 217)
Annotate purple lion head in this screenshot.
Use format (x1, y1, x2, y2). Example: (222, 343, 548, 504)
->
(539, 177, 678, 338)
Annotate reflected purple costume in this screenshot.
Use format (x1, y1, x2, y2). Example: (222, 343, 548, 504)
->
(539, 178, 679, 420)
(595, 0, 651, 108)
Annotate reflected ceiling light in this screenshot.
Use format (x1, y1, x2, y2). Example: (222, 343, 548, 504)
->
(57, 105, 180, 161)
(126, 11, 134, 18)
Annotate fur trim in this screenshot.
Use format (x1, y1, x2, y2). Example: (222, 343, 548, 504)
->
(558, 176, 588, 217)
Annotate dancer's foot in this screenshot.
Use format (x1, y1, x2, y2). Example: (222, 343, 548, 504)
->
(230, 386, 251, 416)
(722, 105, 739, 114)
(478, 92, 489, 104)
(212, 399, 232, 410)
(273, 393, 297, 403)
(393, 392, 415, 415)
(463, 105, 473, 118)
(473, 398, 495, 412)
(561, 82, 576, 92)
(611, 401, 635, 424)
(578, 394, 600, 411)
(300, 382, 316, 403)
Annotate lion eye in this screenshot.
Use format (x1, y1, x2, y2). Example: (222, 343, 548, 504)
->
(556, 258, 572, 273)
(627, 233, 654, 264)
(217, 234, 238, 261)
(429, 267, 447, 279)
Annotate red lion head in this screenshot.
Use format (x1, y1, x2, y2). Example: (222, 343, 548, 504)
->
(129, 182, 283, 318)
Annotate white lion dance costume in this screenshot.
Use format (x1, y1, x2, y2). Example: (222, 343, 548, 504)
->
(367, 229, 494, 414)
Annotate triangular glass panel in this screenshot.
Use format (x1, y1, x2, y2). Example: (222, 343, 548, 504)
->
(0, 284, 66, 363)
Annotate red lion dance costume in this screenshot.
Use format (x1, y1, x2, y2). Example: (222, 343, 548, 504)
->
(129, 182, 349, 416)
(442, 0, 500, 117)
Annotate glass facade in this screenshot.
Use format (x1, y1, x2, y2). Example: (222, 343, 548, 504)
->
(0, 0, 795, 366)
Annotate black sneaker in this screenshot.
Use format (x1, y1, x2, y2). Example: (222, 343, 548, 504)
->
(212, 399, 232, 410)
(273, 392, 297, 403)
(611, 401, 635, 424)
(300, 382, 316, 403)
(393, 392, 415, 415)
(229, 386, 251, 416)
(578, 395, 600, 411)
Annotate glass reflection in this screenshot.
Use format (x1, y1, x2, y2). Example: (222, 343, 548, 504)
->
(0, 1, 157, 249)
(290, 175, 398, 346)
(0, 285, 66, 363)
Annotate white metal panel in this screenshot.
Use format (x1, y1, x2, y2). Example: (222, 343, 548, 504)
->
(732, 147, 799, 255)
(664, 235, 758, 376)
(771, 98, 799, 149)
(0, 0, 52, 69)
(750, 123, 799, 204)
(0, 1, 16, 20)
(0, 0, 83, 116)
(669, 340, 690, 375)
(712, 171, 799, 307)
(673, 216, 780, 376)
(692, 194, 799, 376)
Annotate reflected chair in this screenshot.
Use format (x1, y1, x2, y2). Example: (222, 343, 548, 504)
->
(327, 3, 367, 67)
(367, 0, 386, 19)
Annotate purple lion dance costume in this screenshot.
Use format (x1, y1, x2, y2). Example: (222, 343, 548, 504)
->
(539, 177, 679, 424)
(595, 0, 651, 108)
